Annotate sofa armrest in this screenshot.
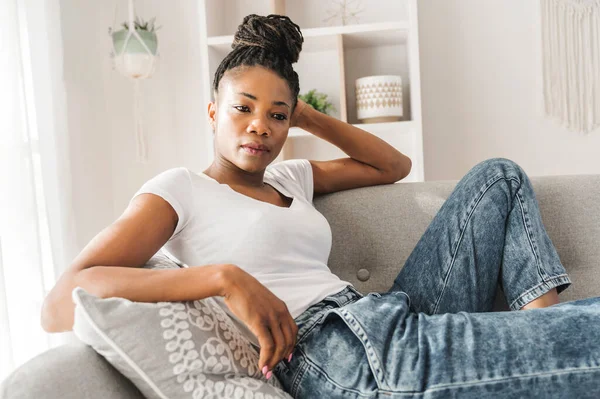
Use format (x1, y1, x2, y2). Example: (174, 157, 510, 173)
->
(0, 249, 183, 399)
(0, 343, 145, 399)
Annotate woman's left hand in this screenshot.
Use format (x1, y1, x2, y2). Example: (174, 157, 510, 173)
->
(290, 98, 310, 128)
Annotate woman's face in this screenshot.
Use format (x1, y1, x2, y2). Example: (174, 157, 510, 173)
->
(208, 65, 293, 173)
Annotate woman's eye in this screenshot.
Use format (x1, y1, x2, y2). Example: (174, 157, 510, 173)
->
(233, 106, 286, 121)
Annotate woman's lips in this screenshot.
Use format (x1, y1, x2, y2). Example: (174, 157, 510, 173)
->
(241, 146, 269, 155)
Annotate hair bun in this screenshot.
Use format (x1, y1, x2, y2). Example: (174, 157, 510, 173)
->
(232, 14, 303, 64)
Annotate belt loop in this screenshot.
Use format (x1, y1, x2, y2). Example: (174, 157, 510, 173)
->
(322, 286, 363, 308)
(348, 285, 363, 299)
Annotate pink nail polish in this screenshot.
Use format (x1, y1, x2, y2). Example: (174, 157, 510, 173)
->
(262, 366, 268, 375)
(287, 353, 293, 362)
(266, 371, 273, 379)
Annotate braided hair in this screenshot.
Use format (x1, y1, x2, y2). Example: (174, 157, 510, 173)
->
(212, 14, 304, 111)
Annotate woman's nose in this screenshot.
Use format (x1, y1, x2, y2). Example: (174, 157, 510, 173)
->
(247, 117, 271, 136)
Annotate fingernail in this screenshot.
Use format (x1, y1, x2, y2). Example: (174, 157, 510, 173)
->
(266, 371, 273, 379)
(287, 353, 293, 362)
(262, 366, 268, 375)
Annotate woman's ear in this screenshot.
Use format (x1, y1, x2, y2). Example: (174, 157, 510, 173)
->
(207, 101, 217, 132)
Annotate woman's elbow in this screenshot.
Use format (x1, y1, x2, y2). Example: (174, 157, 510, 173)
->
(402, 158, 412, 178)
(40, 272, 80, 333)
(40, 295, 63, 333)
(391, 157, 412, 181)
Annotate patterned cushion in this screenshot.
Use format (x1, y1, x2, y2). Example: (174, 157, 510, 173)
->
(71, 251, 291, 399)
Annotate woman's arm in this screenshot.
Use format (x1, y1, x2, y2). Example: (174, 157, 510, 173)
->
(41, 193, 230, 333)
(291, 100, 412, 178)
(43, 192, 298, 376)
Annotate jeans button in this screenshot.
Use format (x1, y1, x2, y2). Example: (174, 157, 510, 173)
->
(357, 268, 370, 281)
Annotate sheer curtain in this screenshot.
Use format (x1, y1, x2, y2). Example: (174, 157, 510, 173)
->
(0, 0, 77, 381)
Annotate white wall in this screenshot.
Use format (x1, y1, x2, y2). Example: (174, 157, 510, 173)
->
(59, 0, 114, 252)
(59, 0, 208, 252)
(417, 0, 600, 181)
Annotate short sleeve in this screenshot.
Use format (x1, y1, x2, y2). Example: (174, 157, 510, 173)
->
(129, 167, 194, 239)
(266, 159, 314, 203)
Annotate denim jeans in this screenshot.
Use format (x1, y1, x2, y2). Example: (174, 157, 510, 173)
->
(273, 158, 600, 398)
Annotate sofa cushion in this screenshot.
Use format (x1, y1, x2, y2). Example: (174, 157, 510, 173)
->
(71, 251, 291, 399)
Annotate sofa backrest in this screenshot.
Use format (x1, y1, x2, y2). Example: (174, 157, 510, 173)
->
(314, 174, 600, 303)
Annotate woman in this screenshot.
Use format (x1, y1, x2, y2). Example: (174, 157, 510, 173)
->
(42, 14, 600, 398)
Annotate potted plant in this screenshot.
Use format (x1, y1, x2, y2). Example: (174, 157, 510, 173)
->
(298, 89, 336, 115)
(110, 16, 161, 56)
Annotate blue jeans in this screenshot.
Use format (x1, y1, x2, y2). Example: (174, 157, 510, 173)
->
(273, 158, 600, 398)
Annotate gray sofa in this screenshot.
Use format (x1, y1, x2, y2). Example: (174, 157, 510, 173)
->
(2, 173, 599, 399)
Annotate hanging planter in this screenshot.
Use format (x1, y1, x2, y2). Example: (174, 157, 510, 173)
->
(110, 16, 160, 79)
(108, 0, 162, 163)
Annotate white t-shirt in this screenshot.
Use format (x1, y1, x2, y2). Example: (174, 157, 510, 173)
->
(131, 159, 353, 346)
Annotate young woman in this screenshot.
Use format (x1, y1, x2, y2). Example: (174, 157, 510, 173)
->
(42, 14, 600, 398)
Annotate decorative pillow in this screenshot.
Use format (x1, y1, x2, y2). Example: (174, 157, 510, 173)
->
(72, 251, 291, 399)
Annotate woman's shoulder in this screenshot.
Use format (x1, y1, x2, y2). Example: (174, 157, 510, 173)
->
(137, 167, 194, 198)
(266, 159, 311, 180)
(266, 159, 313, 202)
(150, 166, 191, 180)
(131, 167, 196, 238)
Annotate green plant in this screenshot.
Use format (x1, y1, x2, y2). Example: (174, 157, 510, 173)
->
(119, 16, 161, 33)
(298, 89, 335, 115)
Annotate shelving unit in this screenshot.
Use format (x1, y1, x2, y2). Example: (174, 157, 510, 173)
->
(197, 0, 424, 182)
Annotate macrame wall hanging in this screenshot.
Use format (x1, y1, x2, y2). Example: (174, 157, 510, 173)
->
(108, 0, 160, 162)
(540, 0, 600, 134)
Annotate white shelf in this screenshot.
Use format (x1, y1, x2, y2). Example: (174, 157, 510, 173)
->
(206, 22, 409, 53)
(289, 120, 416, 138)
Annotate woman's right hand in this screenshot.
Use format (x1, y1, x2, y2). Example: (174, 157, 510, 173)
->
(221, 264, 298, 379)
